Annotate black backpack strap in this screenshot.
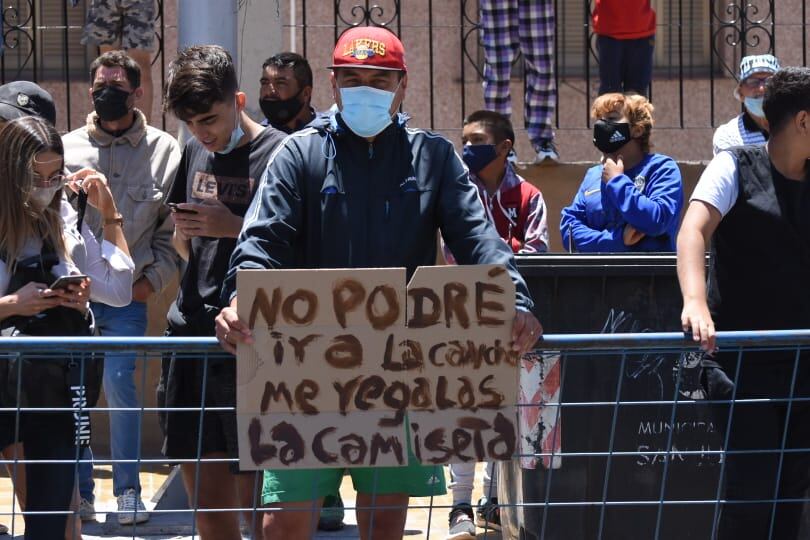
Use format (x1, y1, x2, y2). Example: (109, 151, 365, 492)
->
(76, 190, 88, 233)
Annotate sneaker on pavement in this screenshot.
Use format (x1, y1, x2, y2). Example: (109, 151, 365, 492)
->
(446, 503, 476, 540)
(317, 493, 345, 531)
(116, 488, 149, 525)
(79, 497, 96, 522)
(534, 140, 559, 163)
(476, 496, 502, 531)
(0, 523, 7, 534)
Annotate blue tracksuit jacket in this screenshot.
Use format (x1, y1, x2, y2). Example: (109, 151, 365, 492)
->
(560, 153, 683, 252)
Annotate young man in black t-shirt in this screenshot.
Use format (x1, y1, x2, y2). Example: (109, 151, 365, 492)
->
(679, 67, 810, 540)
(159, 45, 284, 540)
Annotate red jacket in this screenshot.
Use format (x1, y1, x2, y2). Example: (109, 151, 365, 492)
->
(592, 0, 656, 40)
(481, 175, 546, 254)
(444, 166, 548, 263)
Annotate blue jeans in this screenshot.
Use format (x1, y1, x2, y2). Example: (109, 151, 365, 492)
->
(597, 35, 655, 96)
(78, 301, 147, 501)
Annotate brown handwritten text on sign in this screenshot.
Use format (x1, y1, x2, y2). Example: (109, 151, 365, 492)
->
(236, 265, 517, 470)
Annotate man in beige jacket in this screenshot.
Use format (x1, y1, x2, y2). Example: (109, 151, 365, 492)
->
(63, 50, 180, 526)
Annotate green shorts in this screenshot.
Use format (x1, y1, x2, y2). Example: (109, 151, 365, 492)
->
(261, 459, 446, 504)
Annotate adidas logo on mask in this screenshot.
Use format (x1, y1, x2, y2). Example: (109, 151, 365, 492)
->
(609, 131, 626, 143)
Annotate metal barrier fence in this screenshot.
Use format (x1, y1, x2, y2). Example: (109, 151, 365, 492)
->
(0, 331, 808, 538)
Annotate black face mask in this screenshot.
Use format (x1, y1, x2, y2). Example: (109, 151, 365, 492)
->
(593, 119, 632, 154)
(92, 86, 132, 122)
(260, 90, 306, 127)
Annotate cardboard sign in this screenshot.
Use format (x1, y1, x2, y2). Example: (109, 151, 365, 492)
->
(236, 265, 517, 470)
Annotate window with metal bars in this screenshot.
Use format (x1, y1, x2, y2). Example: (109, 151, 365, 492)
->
(1, 0, 92, 82)
(467, 0, 714, 79)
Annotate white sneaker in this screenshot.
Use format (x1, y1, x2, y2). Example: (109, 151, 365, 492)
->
(534, 141, 560, 163)
(79, 497, 96, 522)
(116, 488, 149, 525)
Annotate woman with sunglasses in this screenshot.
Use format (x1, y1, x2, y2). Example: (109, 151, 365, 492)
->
(0, 115, 133, 539)
(713, 54, 780, 155)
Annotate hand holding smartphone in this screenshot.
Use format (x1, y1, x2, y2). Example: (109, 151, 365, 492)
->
(168, 202, 199, 214)
(49, 274, 89, 291)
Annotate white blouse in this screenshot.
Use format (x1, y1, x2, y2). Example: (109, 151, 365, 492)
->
(0, 198, 135, 306)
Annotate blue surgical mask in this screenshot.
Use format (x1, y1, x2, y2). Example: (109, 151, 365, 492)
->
(338, 85, 396, 138)
(216, 102, 245, 155)
(462, 144, 499, 174)
(744, 96, 765, 118)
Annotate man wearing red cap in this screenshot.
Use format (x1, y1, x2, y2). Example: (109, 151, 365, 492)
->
(215, 26, 542, 539)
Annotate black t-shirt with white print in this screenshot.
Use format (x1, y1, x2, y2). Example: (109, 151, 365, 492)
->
(167, 126, 285, 333)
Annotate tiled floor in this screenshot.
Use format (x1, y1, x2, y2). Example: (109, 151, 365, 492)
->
(0, 464, 503, 539)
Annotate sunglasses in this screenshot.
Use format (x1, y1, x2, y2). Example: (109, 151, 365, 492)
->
(32, 171, 67, 188)
(741, 75, 772, 89)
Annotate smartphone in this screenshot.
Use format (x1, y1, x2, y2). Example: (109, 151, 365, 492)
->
(49, 274, 89, 291)
(167, 202, 198, 214)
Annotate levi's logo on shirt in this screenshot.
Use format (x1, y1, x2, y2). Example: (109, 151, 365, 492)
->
(191, 172, 254, 205)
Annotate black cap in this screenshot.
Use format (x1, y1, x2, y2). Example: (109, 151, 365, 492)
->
(0, 81, 56, 125)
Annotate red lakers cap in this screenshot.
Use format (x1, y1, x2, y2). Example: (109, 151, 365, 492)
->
(329, 26, 407, 72)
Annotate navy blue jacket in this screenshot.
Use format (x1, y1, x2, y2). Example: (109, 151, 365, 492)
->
(560, 153, 683, 252)
(221, 113, 533, 312)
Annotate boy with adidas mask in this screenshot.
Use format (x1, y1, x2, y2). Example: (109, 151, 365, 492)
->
(561, 92, 683, 252)
(159, 45, 285, 540)
(214, 26, 542, 539)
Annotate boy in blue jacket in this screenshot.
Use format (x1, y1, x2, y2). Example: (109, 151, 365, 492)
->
(561, 93, 683, 252)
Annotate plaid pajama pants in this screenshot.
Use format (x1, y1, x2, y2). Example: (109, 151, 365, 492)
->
(480, 0, 555, 148)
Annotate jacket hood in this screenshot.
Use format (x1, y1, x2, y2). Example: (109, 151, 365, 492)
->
(86, 108, 147, 147)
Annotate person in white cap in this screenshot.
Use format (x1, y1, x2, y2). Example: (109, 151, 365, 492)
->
(712, 54, 780, 155)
